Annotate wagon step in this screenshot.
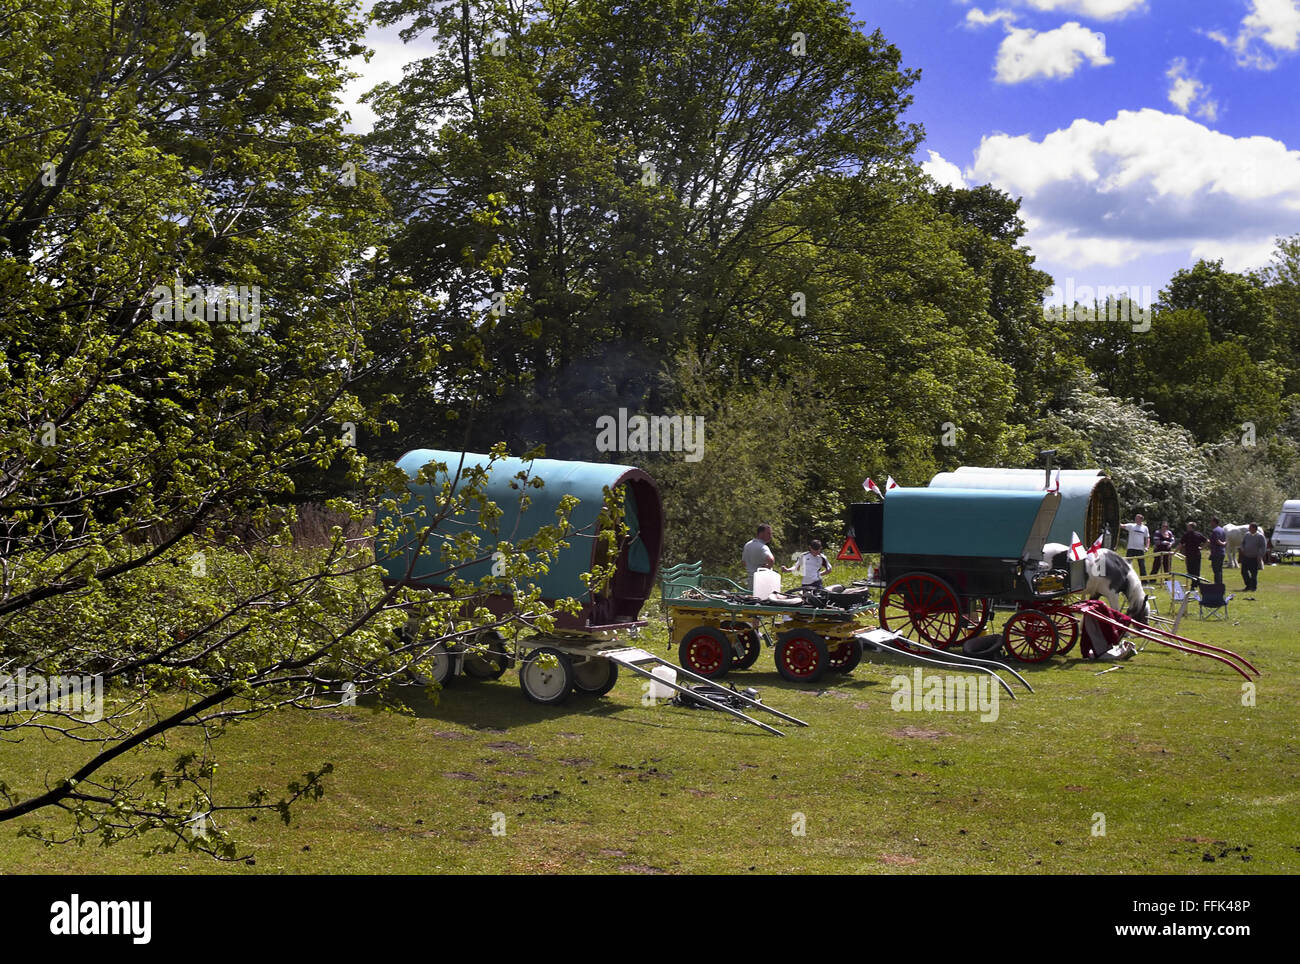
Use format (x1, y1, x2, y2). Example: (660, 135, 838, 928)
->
(855, 629, 1031, 697)
(599, 647, 808, 735)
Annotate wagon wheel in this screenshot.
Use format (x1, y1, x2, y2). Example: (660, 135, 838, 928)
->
(774, 629, 829, 683)
(519, 647, 575, 705)
(719, 620, 761, 670)
(1002, 610, 1059, 663)
(956, 596, 992, 644)
(463, 631, 509, 680)
(826, 637, 863, 674)
(678, 627, 733, 680)
(572, 657, 619, 697)
(1041, 606, 1079, 656)
(879, 573, 962, 652)
(408, 640, 456, 687)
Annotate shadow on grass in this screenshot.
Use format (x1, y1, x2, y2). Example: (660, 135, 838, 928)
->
(359, 677, 805, 739)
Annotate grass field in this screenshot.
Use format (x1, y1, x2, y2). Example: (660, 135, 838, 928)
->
(3, 558, 1298, 874)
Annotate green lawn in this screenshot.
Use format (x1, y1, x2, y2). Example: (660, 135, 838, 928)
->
(3, 561, 1298, 874)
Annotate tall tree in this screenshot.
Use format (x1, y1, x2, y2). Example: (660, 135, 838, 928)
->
(365, 0, 922, 458)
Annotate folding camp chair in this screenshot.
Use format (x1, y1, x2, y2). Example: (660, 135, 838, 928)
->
(1195, 582, 1233, 621)
(1163, 578, 1191, 634)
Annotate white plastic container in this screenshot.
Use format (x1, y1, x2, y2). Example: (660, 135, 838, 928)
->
(649, 665, 677, 701)
(752, 567, 781, 600)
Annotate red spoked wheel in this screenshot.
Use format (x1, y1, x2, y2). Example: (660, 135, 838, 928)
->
(1003, 610, 1060, 663)
(879, 573, 962, 653)
(1039, 604, 1079, 656)
(774, 629, 829, 684)
(826, 637, 863, 674)
(955, 597, 992, 646)
(719, 620, 761, 670)
(678, 627, 733, 679)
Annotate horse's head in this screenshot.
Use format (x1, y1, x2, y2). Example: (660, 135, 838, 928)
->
(1128, 589, 1150, 624)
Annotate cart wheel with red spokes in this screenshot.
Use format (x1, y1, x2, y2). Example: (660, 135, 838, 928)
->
(678, 627, 733, 679)
(1041, 606, 1079, 655)
(774, 629, 829, 683)
(719, 620, 761, 670)
(879, 572, 962, 652)
(1002, 610, 1059, 663)
(826, 636, 863, 674)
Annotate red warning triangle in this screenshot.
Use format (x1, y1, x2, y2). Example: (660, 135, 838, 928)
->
(837, 537, 863, 562)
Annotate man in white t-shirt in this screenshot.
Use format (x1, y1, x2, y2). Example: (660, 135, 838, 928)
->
(742, 524, 775, 591)
(1120, 513, 1150, 577)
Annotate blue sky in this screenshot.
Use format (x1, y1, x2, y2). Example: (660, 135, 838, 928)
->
(342, 0, 1300, 302)
(854, 0, 1300, 299)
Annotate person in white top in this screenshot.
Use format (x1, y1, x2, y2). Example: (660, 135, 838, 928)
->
(785, 539, 832, 588)
(1120, 513, 1150, 577)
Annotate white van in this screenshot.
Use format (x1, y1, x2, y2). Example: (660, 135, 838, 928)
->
(1271, 500, 1300, 560)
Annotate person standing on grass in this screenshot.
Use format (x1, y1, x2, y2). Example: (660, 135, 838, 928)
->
(1209, 517, 1228, 585)
(1152, 520, 1176, 575)
(1120, 513, 1150, 577)
(742, 523, 775, 592)
(1239, 522, 1267, 594)
(785, 539, 832, 588)
(1179, 522, 1208, 581)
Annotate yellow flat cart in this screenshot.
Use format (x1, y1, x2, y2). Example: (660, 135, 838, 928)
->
(661, 562, 876, 684)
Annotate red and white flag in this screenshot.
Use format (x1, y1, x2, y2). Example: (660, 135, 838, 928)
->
(1048, 469, 1061, 493)
(863, 477, 881, 497)
(886, 476, 899, 491)
(1088, 534, 1104, 554)
(1069, 531, 1086, 562)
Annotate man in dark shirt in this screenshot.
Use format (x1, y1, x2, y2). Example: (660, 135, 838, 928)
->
(1209, 517, 1227, 585)
(1239, 522, 1267, 593)
(1179, 522, 1208, 581)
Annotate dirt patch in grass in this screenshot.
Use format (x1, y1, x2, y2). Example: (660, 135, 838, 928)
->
(619, 863, 668, 874)
(879, 853, 919, 866)
(887, 726, 949, 740)
(432, 730, 472, 740)
(442, 772, 480, 781)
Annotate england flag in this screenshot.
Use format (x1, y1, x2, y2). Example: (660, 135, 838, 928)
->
(1069, 531, 1086, 562)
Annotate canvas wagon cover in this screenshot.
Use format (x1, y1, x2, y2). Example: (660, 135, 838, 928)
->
(378, 449, 661, 609)
(882, 488, 1061, 560)
(929, 467, 1117, 547)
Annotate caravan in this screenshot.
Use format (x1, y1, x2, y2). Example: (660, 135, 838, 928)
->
(1271, 500, 1300, 561)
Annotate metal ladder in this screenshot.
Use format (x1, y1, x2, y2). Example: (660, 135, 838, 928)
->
(599, 647, 808, 736)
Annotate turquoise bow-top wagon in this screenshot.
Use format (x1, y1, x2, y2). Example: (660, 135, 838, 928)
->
(376, 448, 664, 704)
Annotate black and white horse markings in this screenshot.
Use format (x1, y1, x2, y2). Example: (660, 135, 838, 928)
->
(1042, 543, 1151, 622)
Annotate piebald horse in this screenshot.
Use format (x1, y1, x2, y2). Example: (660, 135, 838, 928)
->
(1042, 543, 1151, 623)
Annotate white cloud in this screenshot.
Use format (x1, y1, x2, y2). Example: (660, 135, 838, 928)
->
(1017, 0, 1145, 19)
(968, 108, 1300, 270)
(1165, 58, 1219, 122)
(993, 22, 1114, 82)
(1189, 237, 1280, 273)
(960, 0, 1146, 21)
(338, 22, 426, 134)
(1208, 0, 1300, 69)
(966, 7, 1018, 28)
(921, 150, 968, 188)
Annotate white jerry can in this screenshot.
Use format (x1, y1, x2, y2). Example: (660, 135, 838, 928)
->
(752, 567, 781, 600)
